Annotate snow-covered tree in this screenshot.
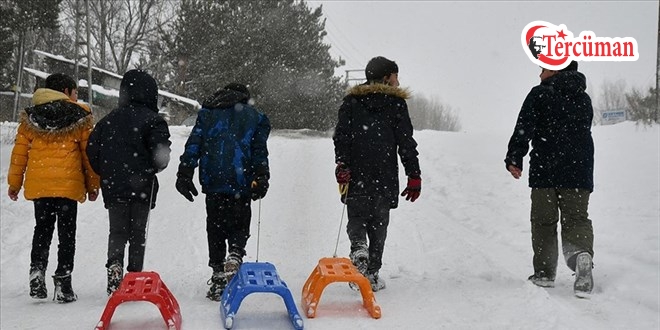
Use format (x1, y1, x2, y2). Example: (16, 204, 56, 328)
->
(626, 87, 658, 125)
(0, 0, 61, 90)
(165, 0, 344, 130)
(408, 94, 462, 132)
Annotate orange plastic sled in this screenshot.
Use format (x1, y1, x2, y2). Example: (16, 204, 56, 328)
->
(301, 257, 381, 319)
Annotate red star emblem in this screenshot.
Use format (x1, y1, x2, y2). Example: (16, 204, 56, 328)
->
(557, 29, 567, 39)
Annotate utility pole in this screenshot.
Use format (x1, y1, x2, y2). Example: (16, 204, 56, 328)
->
(74, 0, 80, 81)
(344, 69, 364, 86)
(11, 31, 25, 122)
(653, 3, 660, 123)
(85, 0, 93, 106)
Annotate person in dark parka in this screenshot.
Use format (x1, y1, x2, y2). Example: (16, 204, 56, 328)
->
(505, 61, 595, 297)
(86, 69, 171, 295)
(333, 56, 421, 292)
(175, 83, 270, 301)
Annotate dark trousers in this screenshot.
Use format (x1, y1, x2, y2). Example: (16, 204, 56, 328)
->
(206, 194, 252, 273)
(346, 195, 390, 274)
(530, 188, 594, 276)
(107, 202, 150, 272)
(31, 198, 78, 276)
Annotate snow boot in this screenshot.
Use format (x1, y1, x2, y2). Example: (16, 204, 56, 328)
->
(349, 270, 386, 292)
(53, 274, 77, 303)
(29, 266, 47, 299)
(348, 245, 369, 291)
(224, 253, 242, 284)
(107, 262, 124, 295)
(206, 271, 227, 301)
(366, 271, 386, 292)
(528, 270, 555, 288)
(349, 245, 369, 275)
(574, 252, 593, 298)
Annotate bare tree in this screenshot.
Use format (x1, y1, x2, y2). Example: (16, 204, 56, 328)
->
(60, 0, 176, 74)
(408, 94, 461, 132)
(594, 79, 628, 125)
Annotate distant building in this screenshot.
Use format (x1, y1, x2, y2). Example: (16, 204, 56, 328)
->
(1, 50, 201, 125)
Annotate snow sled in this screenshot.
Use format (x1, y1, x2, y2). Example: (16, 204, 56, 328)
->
(95, 271, 182, 330)
(301, 257, 381, 319)
(220, 261, 303, 329)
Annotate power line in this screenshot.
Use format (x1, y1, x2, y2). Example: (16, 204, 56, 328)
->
(323, 15, 366, 67)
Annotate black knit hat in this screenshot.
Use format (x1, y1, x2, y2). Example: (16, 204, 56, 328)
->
(365, 56, 398, 81)
(224, 83, 250, 103)
(560, 61, 578, 72)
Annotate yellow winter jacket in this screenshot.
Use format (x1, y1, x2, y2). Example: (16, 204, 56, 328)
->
(7, 88, 100, 202)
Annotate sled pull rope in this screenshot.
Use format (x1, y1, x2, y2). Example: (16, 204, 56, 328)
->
(256, 198, 262, 262)
(333, 184, 349, 257)
(144, 178, 156, 263)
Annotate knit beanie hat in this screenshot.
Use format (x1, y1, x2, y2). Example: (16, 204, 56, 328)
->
(365, 56, 398, 81)
(223, 83, 250, 103)
(560, 61, 578, 72)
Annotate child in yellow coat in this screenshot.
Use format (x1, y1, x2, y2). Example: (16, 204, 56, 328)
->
(7, 73, 99, 303)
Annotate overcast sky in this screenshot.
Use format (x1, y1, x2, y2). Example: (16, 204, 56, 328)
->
(308, 1, 657, 131)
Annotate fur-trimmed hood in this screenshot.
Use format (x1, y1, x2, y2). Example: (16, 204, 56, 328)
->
(346, 83, 411, 99)
(32, 88, 70, 105)
(345, 83, 410, 113)
(21, 89, 92, 136)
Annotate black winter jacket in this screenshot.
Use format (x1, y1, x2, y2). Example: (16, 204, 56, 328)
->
(505, 70, 594, 191)
(333, 83, 420, 209)
(87, 70, 172, 208)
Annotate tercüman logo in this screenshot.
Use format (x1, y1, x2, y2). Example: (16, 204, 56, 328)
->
(522, 21, 638, 70)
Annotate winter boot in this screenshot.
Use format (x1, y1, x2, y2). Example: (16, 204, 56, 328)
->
(53, 274, 77, 303)
(528, 270, 555, 288)
(574, 252, 593, 298)
(29, 266, 47, 299)
(349, 269, 386, 292)
(349, 245, 369, 275)
(366, 271, 386, 292)
(348, 245, 369, 291)
(224, 253, 242, 284)
(206, 271, 227, 301)
(107, 262, 124, 295)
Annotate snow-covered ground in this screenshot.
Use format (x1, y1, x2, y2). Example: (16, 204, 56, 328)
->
(0, 121, 658, 330)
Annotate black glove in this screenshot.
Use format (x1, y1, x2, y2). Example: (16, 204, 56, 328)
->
(251, 175, 269, 201)
(176, 165, 198, 202)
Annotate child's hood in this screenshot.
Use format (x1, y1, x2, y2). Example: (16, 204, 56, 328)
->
(32, 88, 70, 106)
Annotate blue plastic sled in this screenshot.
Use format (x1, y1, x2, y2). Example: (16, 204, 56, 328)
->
(220, 262, 303, 329)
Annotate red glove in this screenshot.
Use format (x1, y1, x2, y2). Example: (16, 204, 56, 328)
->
(401, 175, 421, 202)
(8, 188, 18, 201)
(335, 163, 351, 184)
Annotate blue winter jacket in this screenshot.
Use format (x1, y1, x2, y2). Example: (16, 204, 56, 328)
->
(179, 90, 270, 196)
